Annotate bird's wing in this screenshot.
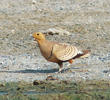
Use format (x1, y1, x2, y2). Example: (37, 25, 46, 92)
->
(53, 43, 78, 61)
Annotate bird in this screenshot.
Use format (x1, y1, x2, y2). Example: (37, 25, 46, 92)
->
(32, 32, 90, 72)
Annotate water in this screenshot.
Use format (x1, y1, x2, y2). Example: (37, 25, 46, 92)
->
(0, 91, 8, 95)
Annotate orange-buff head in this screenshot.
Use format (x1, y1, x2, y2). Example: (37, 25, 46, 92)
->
(32, 32, 45, 41)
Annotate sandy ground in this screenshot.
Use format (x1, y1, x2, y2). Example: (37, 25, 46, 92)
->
(0, 0, 110, 82)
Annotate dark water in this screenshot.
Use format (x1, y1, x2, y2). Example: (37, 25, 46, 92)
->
(0, 91, 8, 95)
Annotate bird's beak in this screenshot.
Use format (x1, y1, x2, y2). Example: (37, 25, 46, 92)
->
(30, 33, 36, 41)
(33, 38, 36, 41)
(32, 33, 36, 38)
(32, 33, 38, 41)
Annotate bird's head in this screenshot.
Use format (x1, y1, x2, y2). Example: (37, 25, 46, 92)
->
(32, 32, 45, 41)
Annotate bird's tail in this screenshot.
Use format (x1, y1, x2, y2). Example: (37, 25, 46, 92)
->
(80, 50, 91, 58)
(73, 50, 91, 59)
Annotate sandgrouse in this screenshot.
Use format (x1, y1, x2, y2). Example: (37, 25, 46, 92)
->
(32, 32, 90, 72)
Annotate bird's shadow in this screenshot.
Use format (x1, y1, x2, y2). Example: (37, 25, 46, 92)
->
(0, 67, 79, 74)
(0, 68, 59, 73)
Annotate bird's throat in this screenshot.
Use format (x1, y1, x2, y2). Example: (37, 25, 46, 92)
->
(37, 39, 45, 45)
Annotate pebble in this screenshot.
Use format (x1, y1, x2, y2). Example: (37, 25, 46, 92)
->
(43, 27, 71, 36)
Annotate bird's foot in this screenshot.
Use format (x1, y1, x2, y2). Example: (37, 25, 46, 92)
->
(55, 67, 72, 74)
(55, 68, 63, 73)
(55, 71, 60, 74)
(67, 63, 71, 67)
(59, 68, 63, 72)
(55, 68, 71, 73)
(63, 68, 72, 73)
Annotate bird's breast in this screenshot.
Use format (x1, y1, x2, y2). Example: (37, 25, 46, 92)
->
(38, 41, 52, 59)
(39, 46, 51, 59)
(38, 41, 59, 63)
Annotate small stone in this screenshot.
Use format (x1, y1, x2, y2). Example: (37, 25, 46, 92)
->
(43, 27, 71, 36)
(103, 70, 109, 73)
(33, 80, 45, 85)
(32, 0, 36, 4)
(11, 29, 15, 34)
(17, 87, 21, 91)
(0, 83, 5, 87)
(46, 75, 58, 81)
(61, 80, 68, 84)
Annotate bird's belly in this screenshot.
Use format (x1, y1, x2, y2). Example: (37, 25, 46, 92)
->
(41, 51, 59, 63)
(47, 56, 60, 63)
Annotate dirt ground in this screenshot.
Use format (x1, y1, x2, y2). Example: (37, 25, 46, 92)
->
(0, 0, 110, 82)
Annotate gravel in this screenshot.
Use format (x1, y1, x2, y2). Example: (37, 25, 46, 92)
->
(0, 0, 110, 82)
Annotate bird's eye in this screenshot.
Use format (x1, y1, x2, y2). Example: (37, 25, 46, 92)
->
(37, 34, 39, 35)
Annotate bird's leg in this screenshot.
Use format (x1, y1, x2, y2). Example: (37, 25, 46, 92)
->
(66, 59, 75, 72)
(68, 59, 74, 64)
(58, 62, 63, 73)
(67, 59, 74, 67)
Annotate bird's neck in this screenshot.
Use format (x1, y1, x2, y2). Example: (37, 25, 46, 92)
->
(37, 39, 50, 50)
(37, 39, 51, 59)
(37, 39, 46, 45)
